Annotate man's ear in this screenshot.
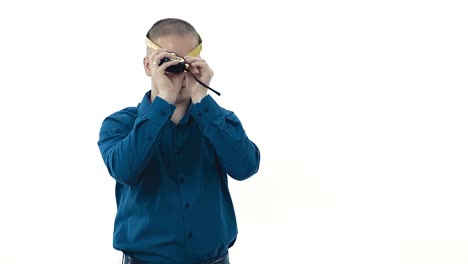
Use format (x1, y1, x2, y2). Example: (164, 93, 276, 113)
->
(143, 56, 152, 76)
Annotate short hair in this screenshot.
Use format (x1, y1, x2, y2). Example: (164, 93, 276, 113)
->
(146, 18, 202, 45)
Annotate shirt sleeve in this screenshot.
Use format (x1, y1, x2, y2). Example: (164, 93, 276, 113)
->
(98, 96, 175, 185)
(189, 95, 261, 180)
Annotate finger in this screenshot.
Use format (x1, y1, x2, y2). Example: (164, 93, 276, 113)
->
(152, 52, 174, 66)
(149, 48, 168, 61)
(152, 51, 176, 66)
(188, 61, 211, 72)
(189, 65, 200, 74)
(184, 56, 205, 63)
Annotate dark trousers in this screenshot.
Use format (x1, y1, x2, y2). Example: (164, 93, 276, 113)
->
(122, 252, 230, 264)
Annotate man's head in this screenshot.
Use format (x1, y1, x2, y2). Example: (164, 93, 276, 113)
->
(145, 18, 202, 56)
(143, 18, 203, 105)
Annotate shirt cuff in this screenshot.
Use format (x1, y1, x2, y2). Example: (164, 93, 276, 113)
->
(143, 96, 176, 125)
(189, 95, 224, 123)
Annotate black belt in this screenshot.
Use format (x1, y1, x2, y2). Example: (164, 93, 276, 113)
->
(123, 252, 229, 264)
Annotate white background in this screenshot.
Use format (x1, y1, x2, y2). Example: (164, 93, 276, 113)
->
(1, 0, 467, 263)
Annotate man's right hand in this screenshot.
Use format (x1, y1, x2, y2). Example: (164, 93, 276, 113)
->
(149, 49, 182, 104)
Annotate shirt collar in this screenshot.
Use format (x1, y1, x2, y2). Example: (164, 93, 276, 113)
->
(178, 101, 193, 125)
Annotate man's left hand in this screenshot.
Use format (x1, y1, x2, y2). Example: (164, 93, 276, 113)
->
(184, 56, 214, 103)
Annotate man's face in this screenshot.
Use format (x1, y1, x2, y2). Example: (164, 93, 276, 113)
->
(150, 34, 199, 105)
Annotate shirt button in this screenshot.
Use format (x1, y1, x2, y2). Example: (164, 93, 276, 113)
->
(204, 107, 209, 112)
(161, 111, 166, 116)
(147, 136, 153, 140)
(187, 232, 192, 238)
(176, 150, 181, 156)
(185, 202, 190, 208)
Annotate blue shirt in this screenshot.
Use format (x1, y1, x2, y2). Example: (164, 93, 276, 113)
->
(97, 92, 260, 264)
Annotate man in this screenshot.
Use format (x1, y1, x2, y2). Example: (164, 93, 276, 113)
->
(97, 18, 261, 264)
